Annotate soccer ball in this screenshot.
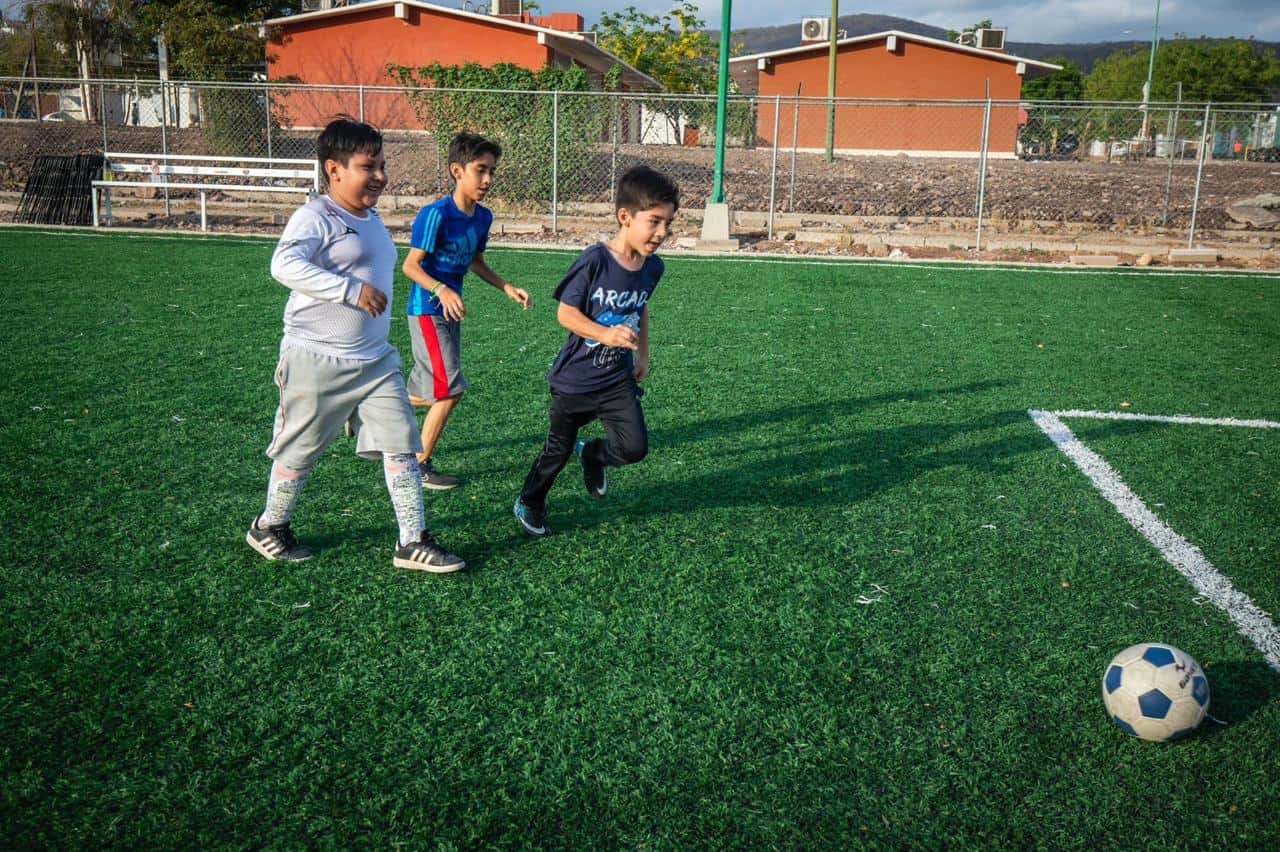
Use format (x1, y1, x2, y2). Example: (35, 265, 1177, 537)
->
(1101, 643, 1210, 742)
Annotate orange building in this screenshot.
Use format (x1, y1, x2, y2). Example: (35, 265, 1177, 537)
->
(730, 30, 1060, 158)
(262, 1, 657, 129)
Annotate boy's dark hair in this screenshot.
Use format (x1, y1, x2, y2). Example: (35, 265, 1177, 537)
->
(317, 117, 382, 185)
(615, 165, 680, 214)
(448, 132, 502, 170)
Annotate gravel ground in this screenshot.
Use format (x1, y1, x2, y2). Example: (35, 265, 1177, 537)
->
(4, 122, 1276, 268)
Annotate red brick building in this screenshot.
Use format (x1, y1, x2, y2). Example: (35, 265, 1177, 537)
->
(263, 1, 657, 129)
(730, 30, 1059, 157)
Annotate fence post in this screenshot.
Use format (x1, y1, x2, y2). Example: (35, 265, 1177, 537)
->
(789, 84, 801, 212)
(160, 81, 171, 217)
(1160, 82, 1182, 228)
(358, 85, 365, 123)
(975, 97, 993, 252)
(99, 82, 107, 153)
(551, 90, 559, 235)
(610, 95, 619, 208)
(1188, 101, 1211, 248)
(768, 94, 780, 240)
(265, 85, 273, 159)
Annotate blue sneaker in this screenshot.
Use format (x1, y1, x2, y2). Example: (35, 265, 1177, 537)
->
(575, 438, 607, 499)
(513, 498, 551, 537)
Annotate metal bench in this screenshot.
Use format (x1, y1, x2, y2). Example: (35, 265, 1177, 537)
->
(92, 153, 320, 231)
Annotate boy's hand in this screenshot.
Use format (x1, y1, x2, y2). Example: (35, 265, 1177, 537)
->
(633, 354, 650, 382)
(355, 284, 387, 317)
(599, 325, 639, 350)
(505, 283, 532, 311)
(435, 287, 465, 321)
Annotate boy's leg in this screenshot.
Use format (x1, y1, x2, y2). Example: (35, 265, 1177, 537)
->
(407, 315, 468, 488)
(354, 352, 463, 572)
(247, 459, 314, 561)
(383, 452, 464, 573)
(415, 394, 462, 489)
(248, 343, 351, 563)
(579, 380, 648, 485)
(518, 390, 596, 512)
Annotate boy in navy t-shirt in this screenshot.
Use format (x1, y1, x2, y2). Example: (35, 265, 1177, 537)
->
(514, 165, 679, 536)
(401, 133, 531, 489)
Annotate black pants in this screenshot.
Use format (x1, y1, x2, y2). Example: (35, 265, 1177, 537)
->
(519, 379, 648, 510)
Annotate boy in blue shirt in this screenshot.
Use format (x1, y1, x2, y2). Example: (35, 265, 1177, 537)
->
(402, 133, 530, 489)
(513, 165, 679, 536)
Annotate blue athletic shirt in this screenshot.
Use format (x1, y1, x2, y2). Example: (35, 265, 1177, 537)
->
(548, 242, 664, 394)
(406, 195, 492, 316)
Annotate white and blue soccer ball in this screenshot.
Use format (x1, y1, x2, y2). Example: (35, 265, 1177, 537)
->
(1101, 643, 1210, 742)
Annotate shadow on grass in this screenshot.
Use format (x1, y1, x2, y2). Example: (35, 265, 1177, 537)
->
(467, 381, 1166, 564)
(1197, 660, 1280, 737)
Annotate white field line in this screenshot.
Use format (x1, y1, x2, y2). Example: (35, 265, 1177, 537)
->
(1029, 409, 1280, 672)
(1050, 409, 1280, 430)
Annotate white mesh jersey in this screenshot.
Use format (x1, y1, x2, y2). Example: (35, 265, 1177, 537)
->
(271, 195, 398, 361)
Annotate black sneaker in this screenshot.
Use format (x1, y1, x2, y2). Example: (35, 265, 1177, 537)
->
(419, 458, 460, 491)
(575, 438, 607, 499)
(393, 530, 465, 573)
(513, 498, 551, 537)
(246, 520, 313, 562)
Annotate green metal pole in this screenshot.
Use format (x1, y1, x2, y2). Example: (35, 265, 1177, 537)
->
(826, 0, 837, 162)
(709, 0, 732, 204)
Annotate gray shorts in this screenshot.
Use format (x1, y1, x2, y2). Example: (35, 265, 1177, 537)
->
(266, 341, 423, 469)
(407, 314, 469, 404)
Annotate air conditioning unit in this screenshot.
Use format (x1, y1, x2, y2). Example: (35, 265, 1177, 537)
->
(976, 28, 1006, 50)
(957, 30, 977, 47)
(491, 0, 523, 16)
(801, 17, 829, 42)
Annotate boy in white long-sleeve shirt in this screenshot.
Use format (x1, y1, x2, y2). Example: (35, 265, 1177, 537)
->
(246, 118, 464, 573)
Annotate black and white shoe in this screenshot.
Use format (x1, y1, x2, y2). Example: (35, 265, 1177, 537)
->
(513, 498, 551, 537)
(246, 520, 313, 562)
(393, 530, 465, 573)
(575, 439, 607, 499)
(419, 458, 460, 491)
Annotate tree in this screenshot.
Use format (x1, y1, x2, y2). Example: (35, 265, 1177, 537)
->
(1021, 58, 1085, 101)
(137, 0, 279, 80)
(596, 2, 718, 95)
(1085, 37, 1280, 103)
(945, 18, 992, 44)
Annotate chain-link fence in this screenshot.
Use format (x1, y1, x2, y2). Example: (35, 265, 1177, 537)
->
(3, 75, 1278, 250)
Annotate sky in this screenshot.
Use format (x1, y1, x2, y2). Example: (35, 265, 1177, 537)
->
(582, 1, 1280, 43)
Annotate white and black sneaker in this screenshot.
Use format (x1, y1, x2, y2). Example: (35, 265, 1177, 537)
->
(575, 438, 607, 499)
(393, 530, 465, 573)
(246, 520, 314, 562)
(513, 498, 551, 537)
(419, 458, 460, 491)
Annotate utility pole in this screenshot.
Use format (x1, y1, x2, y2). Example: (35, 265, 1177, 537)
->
(1140, 0, 1162, 140)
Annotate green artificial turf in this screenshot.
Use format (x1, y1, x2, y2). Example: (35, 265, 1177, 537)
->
(1, 228, 1278, 847)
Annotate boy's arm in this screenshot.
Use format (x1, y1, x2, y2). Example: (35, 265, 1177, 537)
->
(470, 253, 531, 311)
(272, 220, 385, 317)
(556, 302, 639, 351)
(402, 247, 464, 321)
(634, 309, 650, 381)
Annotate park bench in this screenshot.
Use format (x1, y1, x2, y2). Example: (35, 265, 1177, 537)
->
(92, 152, 320, 231)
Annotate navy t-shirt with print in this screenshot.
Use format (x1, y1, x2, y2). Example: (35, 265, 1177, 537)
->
(548, 242, 663, 394)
